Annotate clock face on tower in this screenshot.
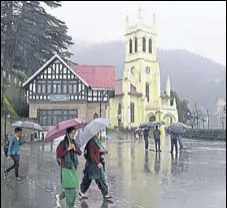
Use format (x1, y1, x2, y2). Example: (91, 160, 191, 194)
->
(146, 67, 150, 74)
(131, 67, 135, 74)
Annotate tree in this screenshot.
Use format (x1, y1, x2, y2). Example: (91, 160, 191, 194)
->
(171, 90, 191, 123)
(1, 1, 73, 117)
(1, 69, 29, 117)
(1, 1, 73, 77)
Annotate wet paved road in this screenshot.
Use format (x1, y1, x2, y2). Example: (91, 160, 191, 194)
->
(1, 134, 226, 208)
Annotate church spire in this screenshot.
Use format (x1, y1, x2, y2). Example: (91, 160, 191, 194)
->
(125, 15, 129, 28)
(166, 76, 171, 97)
(137, 5, 143, 24)
(153, 13, 156, 25)
(173, 97, 177, 107)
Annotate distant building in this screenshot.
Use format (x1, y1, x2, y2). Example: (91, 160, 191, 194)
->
(23, 54, 115, 126)
(216, 99, 226, 129)
(106, 7, 178, 129)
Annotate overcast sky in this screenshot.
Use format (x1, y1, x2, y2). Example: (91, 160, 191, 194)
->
(47, 1, 226, 66)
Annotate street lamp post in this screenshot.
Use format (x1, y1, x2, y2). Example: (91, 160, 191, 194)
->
(99, 101, 102, 118)
(18, 82, 21, 118)
(1, 70, 6, 138)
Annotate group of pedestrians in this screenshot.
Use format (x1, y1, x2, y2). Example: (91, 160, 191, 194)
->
(56, 127, 111, 208)
(138, 126, 183, 153)
(139, 126, 162, 152)
(3, 126, 111, 208)
(134, 129, 143, 140)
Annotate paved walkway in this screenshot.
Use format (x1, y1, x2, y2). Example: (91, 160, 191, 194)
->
(1, 135, 226, 208)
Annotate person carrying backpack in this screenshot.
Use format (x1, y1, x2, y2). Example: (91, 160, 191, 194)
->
(153, 126, 161, 152)
(4, 127, 25, 181)
(55, 126, 82, 208)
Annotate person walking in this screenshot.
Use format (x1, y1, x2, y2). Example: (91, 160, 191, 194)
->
(143, 128, 149, 151)
(56, 127, 82, 208)
(139, 130, 143, 141)
(178, 134, 184, 150)
(133, 131, 137, 140)
(4, 127, 25, 181)
(170, 132, 178, 154)
(97, 132, 108, 172)
(79, 133, 111, 200)
(153, 126, 161, 152)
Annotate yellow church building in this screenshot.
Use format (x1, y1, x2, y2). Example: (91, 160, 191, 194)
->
(106, 8, 178, 129)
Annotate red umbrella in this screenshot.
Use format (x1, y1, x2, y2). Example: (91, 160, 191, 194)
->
(45, 119, 88, 141)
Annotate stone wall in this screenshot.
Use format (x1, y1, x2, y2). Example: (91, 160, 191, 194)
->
(182, 129, 226, 140)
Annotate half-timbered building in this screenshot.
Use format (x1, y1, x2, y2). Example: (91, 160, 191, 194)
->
(23, 54, 115, 126)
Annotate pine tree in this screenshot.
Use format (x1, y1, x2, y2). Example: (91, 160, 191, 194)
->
(1, 1, 74, 76)
(1, 1, 74, 116)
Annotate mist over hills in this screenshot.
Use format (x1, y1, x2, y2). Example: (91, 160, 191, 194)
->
(70, 40, 226, 110)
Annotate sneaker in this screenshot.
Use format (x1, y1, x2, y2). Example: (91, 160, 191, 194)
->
(103, 195, 112, 200)
(56, 201, 61, 207)
(56, 200, 61, 208)
(56, 194, 60, 202)
(56, 194, 61, 207)
(4, 169, 8, 178)
(15, 177, 22, 181)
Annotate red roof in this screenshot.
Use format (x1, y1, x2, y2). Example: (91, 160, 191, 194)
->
(70, 64, 115, 89)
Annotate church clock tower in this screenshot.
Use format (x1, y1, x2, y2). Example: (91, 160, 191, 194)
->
(106, 6, 178, 131)
(122, 6, 161, 128)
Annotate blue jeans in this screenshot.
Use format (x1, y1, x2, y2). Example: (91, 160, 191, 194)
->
(144, 136, 149, 150)
(6, 155, 20, 177)
(178, 136, 184, 150)
(154, 139, 161, 152)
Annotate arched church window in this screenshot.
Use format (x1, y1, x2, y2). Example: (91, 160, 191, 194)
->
(149, 38, 152, 53)
(143, 37, 146, 52)
(93, 113, 99, 119)
(134, 37, 138, 52)
(149, 115, 156, 122)
(129, 39, 132, 54)
(118, 103, 121, 115)
(130, 102, 135, 123)
(146, 83, 149, 102)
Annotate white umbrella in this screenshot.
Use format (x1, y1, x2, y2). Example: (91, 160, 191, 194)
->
(12, 121, 43, 131)
(75, 118, 111, 147)
(167, 122, 191, 134)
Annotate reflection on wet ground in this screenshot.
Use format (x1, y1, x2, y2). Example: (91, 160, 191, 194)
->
(1, 133, 226, 208)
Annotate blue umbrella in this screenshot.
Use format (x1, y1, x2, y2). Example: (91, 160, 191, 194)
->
(75, 118, 111, 147)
